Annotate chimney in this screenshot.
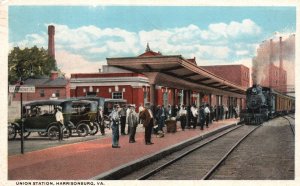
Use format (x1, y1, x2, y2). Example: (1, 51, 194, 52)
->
(279, 36, 283, 70)
(279, 36, 283, 92)
(50, 71, 58, 80)
(48, 25, 55, 59)
(269, 39, 273, 87)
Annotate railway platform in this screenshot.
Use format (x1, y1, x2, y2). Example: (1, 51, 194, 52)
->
(8, 118, 239, 180)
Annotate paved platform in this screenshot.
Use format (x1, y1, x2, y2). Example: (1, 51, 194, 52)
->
(8, 118, 239, 180)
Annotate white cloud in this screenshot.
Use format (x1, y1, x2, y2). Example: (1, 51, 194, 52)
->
(210, 19, 261, 39)
(12, 33, 47, 49)
(236, 50, 249, 56)
(56, 50, 103, 77)
(10, 19, 262, 75)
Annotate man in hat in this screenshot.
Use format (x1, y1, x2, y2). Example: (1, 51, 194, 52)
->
(127, 105, 138, 143)
(55, 107, 64, 140)
(139, 103, 154, 145)
(109, 104, 121, 148)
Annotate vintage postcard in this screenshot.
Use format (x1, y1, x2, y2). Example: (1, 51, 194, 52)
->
(1, 0, 298, 185)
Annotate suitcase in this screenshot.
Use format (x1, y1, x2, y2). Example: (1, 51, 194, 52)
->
(165, 120, 177, 133)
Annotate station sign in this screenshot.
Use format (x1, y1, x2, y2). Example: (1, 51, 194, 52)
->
(9, 85, 35, 93)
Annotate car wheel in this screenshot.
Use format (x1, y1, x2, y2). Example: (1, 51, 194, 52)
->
(77, 124, 89, 137)
(89, 123, 99, 135)
(48, 125, 60, 140)
(18, 131, 31, 139)
(38, 132, 48, 137)
(8, 125, 17, 140)
(63, 128, 72, 138)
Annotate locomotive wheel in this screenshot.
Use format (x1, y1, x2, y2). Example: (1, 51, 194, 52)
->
(38, 132, 48, 137)
(48, 125, 60, 140)
(89, 123, 99, 135)
(77, 124, 89, 137)
(8, 125, 17, 140)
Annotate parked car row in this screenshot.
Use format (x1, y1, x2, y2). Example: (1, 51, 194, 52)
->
(8, 97, 126, 141)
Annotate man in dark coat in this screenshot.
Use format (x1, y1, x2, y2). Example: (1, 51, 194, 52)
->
(198, 105, 206, 130)
(186, 105, 191, 129)
(139, 103, 154, 145)
(156, 105, 166, 132)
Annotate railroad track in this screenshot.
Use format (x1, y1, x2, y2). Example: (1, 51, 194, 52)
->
(120, 124, 261, 180)
(281, 115, 295, 136)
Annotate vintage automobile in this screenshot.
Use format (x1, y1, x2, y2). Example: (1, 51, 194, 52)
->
(75, 97, 106, 135)
(103, 98, 127, 115)
(8, 100, 73, 140)
(69, 100, 98, 137)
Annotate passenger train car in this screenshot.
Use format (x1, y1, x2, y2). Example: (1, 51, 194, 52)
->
(240, 84, 295, 125)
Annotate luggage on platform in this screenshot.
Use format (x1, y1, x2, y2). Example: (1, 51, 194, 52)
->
(165, 119, 177, 133)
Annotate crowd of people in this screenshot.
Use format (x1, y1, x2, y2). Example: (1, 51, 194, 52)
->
(105, 103, 240, 148)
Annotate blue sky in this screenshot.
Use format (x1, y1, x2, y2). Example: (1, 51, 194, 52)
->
(9, 6, 296, 76)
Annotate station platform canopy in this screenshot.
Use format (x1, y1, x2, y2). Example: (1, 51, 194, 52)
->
(107, 50, 246, 96)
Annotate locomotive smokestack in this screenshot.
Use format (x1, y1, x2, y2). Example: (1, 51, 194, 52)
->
(48, 25, 55, 59)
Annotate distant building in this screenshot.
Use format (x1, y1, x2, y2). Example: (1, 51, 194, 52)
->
(11, 71, 70, 101)
(260, 63, 287, 93)
(201, 65, 250, 88)
(252, 36, 288, 93)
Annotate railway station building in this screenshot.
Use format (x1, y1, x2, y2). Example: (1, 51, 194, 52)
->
(70, 45, 249, 110)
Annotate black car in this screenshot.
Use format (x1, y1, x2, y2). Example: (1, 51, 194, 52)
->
(8, 100, 73, 140)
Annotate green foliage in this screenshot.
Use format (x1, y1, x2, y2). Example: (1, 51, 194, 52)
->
(8, 46, 57, 84)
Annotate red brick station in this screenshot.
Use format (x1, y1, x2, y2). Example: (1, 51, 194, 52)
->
(70, 46, 248, 110)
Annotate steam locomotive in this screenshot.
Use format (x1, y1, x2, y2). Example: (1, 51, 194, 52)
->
(240, 84, 295, 125)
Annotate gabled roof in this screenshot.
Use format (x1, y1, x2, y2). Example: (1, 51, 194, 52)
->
(24, 77, 68, 87)
(187, 57, 197, 64)
(138, 43, 162, 57)
(138, 50, 162, 57)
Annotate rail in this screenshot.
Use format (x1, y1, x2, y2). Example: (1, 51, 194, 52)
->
(281, 115, 295, 136)
(137, 124, 244, 180)
(201, 124, 261, 180)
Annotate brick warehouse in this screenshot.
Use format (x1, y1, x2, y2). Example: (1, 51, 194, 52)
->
(11, 71, 70, 101)
(256, 37, 287, 93)
(201, 65, 250, 88)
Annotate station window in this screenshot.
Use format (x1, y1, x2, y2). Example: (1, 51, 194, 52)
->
(112, 92, 123, 99)
(40, 89, 45, 97)
(55, 90, 60, 97)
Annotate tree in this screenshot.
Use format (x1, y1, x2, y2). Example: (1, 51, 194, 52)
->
(8, 46, 57, 84)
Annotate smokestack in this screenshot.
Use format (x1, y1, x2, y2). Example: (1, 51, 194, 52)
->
(279, 36, 283, 92)
(48, 25, 55, 59)
(269, 39, 273, 87)
(279, 36, 283, 70)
